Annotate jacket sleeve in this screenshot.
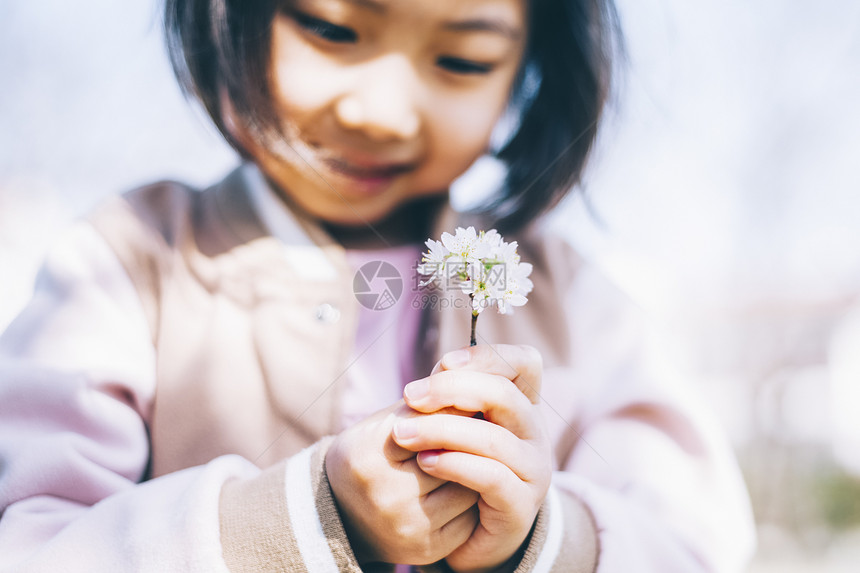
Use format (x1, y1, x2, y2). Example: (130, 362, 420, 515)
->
(0, 222, 362, 572)
(496, 248, 756, 573)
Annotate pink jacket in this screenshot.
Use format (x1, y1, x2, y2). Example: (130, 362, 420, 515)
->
(0, 164, 755, 571)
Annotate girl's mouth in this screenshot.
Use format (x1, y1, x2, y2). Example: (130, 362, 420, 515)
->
(322, 156, 419, 195)
(325, 157, 418, 179)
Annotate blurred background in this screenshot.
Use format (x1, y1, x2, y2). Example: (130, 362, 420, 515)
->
(1, 1, 859, 569)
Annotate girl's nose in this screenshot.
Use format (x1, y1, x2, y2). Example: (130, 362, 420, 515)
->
(334, 55, 422, 142)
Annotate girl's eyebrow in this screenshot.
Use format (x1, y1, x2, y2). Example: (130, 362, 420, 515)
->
(441, 18, 523, 41)
(338, 0, 523, 41)
(340, 0, 386, 13)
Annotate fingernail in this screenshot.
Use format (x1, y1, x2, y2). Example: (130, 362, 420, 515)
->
(393, 419, 418, 440)
(419, 451, 439, 467)
(404, 378, 429, 401)
(443, 349, 470, 369)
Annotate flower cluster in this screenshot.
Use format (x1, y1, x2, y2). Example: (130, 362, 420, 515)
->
(417, 226, 533, 316)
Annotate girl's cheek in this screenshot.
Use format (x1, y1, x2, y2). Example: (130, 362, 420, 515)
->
(439, 104, 503, 155)
(270, 25, 347, 116)
(441, 85, 511, 145)
(272, 58, 342, 115)
(403, 100, 503, 192)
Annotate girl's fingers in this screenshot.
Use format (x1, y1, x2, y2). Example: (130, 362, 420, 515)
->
(434, 504, 480, 556)
(393, 414, 539, 482)
(384, 405, 473, 462)
(417, 449, 527, 514)
(403, 370, 539, 439)
(394, 455, 450, 496)
(435, 344, 543, 404)
(421, 481, 480, 529)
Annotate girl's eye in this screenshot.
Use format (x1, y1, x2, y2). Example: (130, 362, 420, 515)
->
(293, 13, 357, 43)
(436, 57, 495, 75)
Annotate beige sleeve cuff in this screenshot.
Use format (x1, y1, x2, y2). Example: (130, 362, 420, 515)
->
(218, 437, 362, 572)
(513, 485, 599, 573)
(417, 485, 599, 573)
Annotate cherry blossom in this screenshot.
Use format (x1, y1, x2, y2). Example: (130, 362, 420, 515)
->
(418, 226, 533, 345)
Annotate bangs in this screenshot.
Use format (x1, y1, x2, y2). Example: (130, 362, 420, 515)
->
(164, 0, 281, 154)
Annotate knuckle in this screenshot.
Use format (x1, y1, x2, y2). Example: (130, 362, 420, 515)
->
(516, 345, 543, 400)
(486, 462, 508, 491)
(345, 455, 377, 493)
(346, 451, 368, 478)
(414, 543, 440, 565)
(376, 493, 398, 518)
(480, 343, 500, 363)
(499, 377, 521, 403)
(393, 521, 438, 563)
(484, 433, 506, 461)
(392, 518, 417, 541)
(427, 371, 449, 397)
(439, 368, 462, 387)
(521, 344, 542, 366)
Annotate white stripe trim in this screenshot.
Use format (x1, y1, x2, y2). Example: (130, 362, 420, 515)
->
(284, 446, 339, 573)
(532, 485, 564, 573)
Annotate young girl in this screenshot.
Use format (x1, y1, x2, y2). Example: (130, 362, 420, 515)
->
(0, 0, 755, 571)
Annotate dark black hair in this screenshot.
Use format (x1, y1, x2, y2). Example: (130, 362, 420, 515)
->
(164, 0, 622, 233)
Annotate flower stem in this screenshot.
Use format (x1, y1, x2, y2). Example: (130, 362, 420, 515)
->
(470, 311, 478, 347)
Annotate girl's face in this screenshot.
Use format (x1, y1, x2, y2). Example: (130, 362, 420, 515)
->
(248, 0, 527, 227)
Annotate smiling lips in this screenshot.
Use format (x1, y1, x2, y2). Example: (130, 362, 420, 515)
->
(323, 155, 419, 182)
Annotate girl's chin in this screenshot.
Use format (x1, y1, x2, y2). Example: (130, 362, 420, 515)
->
(304, 196, 403, 228)
(323, 187, 445, 223)
(319, 194, 448, 248)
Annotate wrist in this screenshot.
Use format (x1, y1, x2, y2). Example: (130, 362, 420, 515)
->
(446, 521, 536, 573)
(323, 442, 380, 565)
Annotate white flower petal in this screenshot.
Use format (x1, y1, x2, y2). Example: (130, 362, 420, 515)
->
(508, 294, 528, 306)
(422, 227, 531, 316)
